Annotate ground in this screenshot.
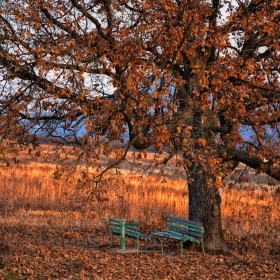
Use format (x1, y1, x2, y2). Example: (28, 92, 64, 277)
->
(0, 224, 279, 280)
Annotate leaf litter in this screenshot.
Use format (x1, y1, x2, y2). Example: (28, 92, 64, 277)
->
(0, 224, 279, 279)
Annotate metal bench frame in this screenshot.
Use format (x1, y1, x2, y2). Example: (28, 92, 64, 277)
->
(109, 217, 151, 255)
(152, 215, 205, 254)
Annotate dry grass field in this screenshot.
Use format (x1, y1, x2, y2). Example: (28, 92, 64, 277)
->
(0, 156, 279, 234)
(0, 150, 280, 279)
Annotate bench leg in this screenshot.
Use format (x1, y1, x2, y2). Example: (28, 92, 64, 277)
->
(110, 232, 113, 247)
(158, 239, 164, 255)
(201, 240, 205, 255)
(136, 239, 139, 256)
(180, 241, 184, 254)
(152, 237, 164, 255)
(159, 239, 163, 256)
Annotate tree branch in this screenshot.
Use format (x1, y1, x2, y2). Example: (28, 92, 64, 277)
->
(215, 144, 280, 180)
(40, 7, 83, 41)
(69, 0, 114, 43)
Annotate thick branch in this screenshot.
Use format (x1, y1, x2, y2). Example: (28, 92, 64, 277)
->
(215, 144, 280, 180)
(204, 125, 229, 134)
(0, 52, 76, 101)
(228, 76, 280, 95)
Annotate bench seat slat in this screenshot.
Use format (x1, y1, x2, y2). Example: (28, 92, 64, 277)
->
(152, 231, 186, 241)
(152, 231, 200, 243)
(125, 232, 151, 239)
(167, 230, 201, 240)
(166, 231, 199, 242)
(138, 233, 152, 239)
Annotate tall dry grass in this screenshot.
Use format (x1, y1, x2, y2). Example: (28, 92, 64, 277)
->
(0, 159, 279, 240)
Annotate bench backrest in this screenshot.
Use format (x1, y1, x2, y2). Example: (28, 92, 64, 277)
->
(109, 217, 124, 235)
(167, 215, 204, 239)
(109, 217, 140, 237)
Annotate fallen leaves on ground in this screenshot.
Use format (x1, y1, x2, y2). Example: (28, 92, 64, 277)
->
(0, 225, 279, 280)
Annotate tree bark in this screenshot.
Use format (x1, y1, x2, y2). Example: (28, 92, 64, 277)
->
(188, 164, 227, 252)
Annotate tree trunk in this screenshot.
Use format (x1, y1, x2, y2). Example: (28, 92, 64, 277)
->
(188, 164, 227, 252)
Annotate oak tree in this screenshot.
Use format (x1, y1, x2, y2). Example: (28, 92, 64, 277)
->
(1, 0, 279, 251)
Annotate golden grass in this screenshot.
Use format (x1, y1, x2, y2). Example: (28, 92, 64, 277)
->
(0, 159, 279, 240)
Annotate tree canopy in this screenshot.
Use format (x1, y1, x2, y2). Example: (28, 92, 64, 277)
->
(1, 0, 280, 251)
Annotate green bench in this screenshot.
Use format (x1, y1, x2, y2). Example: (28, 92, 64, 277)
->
(109, 217, 152, 255)
(152, 215, 205, 254)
